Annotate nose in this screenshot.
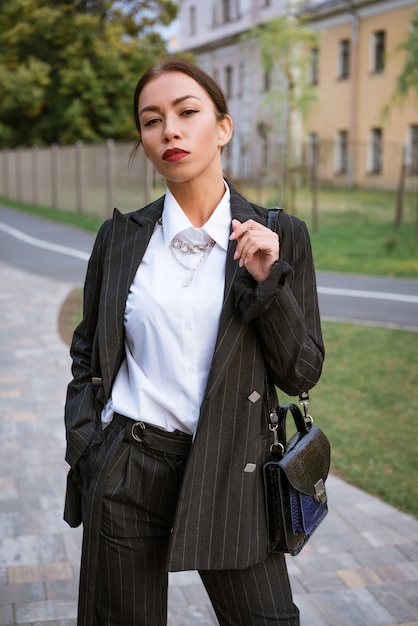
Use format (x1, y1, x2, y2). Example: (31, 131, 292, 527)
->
(162, 114, 180, 142)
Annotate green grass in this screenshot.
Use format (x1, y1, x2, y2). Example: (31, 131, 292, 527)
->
(0, 196, 103, 233)
(309, 218, 418, 277)
(281, 321, 418, 518)
(299, 187, 418, 277)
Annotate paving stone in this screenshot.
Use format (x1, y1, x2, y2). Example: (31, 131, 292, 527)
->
(0, 535, 66, 569)
(309, 529, 371, 554)
(293, 568, 347, 593)
(0, 604, 14, 626)
(369, 581, 418, 623)
(44, 578, 79, 602)
(14, 600, 76, 624)
(400, 561, 418, 581)
(361, 526, 414, 549)
(32, 621, 77, 626)
(181, 583, 212, 606)
(167, 604, 217, 625)
(336, 563, 407, 588)
(295, 588, 396, 626)
(293, 550, 359, 575)
(168, 584, 188, 608)
(351, 545, 409, 567)
(0, 581, 44, 604)
(7, 562, 73, 585)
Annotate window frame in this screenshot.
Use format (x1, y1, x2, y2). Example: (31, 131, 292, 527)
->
(338, 39, 350, 80)
(335, 130, 349, 174)
(371, 30, 385, 74)
(368, 127, 383, 174)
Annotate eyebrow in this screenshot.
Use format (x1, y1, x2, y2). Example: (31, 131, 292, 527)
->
(139, 95, 202, 117)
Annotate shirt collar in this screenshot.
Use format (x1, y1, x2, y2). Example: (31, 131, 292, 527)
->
(162, 182, 231, 252)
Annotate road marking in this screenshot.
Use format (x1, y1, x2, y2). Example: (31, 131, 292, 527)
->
(1, 221, 418, 304)
(317, 286, 418, 304)
(0, 222, 90, 261)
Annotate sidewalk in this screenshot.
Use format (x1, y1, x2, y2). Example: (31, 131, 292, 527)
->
(0, 259, 417, 626)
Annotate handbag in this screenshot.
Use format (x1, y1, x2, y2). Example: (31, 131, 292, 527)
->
(263, 393, 331, 556)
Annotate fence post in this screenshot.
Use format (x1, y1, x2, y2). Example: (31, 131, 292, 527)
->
(3, 149, 10, 198)
(31, 145, 39, 206)
(311, 143, 319, 232)
(76, 140, 84, 213)
(105, 139, 114, 217)
(16, 149, 23, 201)
(395, 145, 406, 228)
(51, 144, 59, 209)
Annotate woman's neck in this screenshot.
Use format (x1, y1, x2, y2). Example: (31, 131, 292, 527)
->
(167, 178, 226, 228)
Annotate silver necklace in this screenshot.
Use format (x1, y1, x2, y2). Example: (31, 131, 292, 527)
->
(159, 218, 215, 287)
(170, 237, 215, 255)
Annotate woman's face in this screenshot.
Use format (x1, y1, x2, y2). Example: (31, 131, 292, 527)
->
(138, 71, 232, 186)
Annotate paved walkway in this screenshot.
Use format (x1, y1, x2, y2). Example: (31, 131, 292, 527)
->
(0, 259, 417, 626)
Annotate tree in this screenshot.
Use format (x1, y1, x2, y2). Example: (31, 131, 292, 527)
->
(246, 14, 318, 213)
(389, 8, 418, 106)
(0, 0, 178, 147)
(382, 8, 418, 227)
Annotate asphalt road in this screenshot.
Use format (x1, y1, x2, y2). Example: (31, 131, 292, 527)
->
(1, 204, 417, 331)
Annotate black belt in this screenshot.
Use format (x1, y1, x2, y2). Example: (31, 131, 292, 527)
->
(111, 412, 193, 458)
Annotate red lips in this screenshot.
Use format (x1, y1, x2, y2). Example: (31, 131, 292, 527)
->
(162, 148, 190, 162)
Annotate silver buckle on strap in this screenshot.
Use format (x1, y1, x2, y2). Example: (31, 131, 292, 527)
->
(131, 421, 146, 443)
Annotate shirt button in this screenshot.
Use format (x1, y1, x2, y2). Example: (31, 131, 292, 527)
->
(185, 321, 191, 330)
(188, 366, 194, 374)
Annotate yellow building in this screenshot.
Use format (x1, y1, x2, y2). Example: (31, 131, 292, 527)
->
(304, 0, 418, 189)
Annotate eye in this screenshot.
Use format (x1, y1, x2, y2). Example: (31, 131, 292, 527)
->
(143, 117, 160, 128)
(181, 108, 199, 117)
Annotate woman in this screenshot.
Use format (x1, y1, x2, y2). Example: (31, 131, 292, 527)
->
(64, 56, 324, 625)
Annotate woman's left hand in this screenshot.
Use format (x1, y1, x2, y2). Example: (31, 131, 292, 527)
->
(229, 219, 279, 283)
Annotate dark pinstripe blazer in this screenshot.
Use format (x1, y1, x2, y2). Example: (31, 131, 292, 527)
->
(64, 183, 324, 572)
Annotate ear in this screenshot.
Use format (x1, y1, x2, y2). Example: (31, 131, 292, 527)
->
(217, 114, 233, 148)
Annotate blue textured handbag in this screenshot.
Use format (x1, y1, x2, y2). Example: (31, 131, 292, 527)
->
(263, 395, 331, 556)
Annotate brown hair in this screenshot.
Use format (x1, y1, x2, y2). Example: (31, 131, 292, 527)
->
(130, 56, 229, 161)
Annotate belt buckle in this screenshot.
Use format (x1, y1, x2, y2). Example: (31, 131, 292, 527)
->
(131, 421, 146, 443)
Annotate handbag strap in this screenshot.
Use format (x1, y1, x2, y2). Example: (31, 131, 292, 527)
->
(266, 206, 312, 455)
(266, 206, 283, 240)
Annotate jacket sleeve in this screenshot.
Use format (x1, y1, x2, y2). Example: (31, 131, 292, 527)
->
(64, 220, 110, 469)
(233, 215, 324, 396)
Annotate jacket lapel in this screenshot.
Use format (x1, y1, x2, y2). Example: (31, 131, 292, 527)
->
(202, 186, 265, 404)
(99, 198, 164, 396)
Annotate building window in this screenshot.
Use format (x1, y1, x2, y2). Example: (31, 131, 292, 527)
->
(260, 0, 271, 6)
(225, 65, 233, 98)
(372, 30, 385, 73)
(335, 130, 348, 174)
(309, 47, 319, 85)
(369, 128, 383, 174)
(189, 6, 196, 35)
(222, 0, 231, 23)
(338, 39, 350, 79)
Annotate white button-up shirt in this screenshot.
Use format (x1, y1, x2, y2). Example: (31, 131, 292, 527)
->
(102, 184, 231, 434)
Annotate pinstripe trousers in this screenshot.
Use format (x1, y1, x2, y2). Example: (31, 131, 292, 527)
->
(84, 416, 299, 626)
